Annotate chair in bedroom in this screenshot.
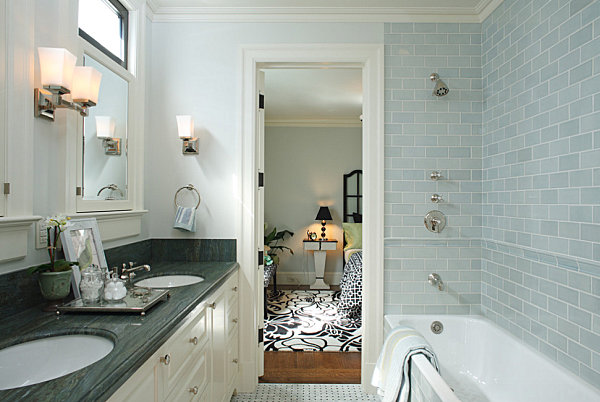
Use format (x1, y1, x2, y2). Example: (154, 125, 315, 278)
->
(264, 263, 278, 317)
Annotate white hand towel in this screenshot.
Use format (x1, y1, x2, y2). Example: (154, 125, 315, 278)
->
(372, 325, 440, 402)
(173, 206, 196, 232)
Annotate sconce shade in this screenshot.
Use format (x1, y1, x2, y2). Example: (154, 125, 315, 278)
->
(37, 47, 77, 90)
(315, 206, 332, 221)
(95, 116, 116, 138)
(176, 115, 194, 138)
(71, 66, 102, 104)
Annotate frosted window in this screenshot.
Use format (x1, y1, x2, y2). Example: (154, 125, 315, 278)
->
(78, 0, 128, 67)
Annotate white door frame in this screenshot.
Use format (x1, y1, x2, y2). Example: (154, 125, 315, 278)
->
(238, 44, 384, 393)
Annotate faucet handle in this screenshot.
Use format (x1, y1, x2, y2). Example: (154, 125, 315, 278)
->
(128, 261, 137, 269)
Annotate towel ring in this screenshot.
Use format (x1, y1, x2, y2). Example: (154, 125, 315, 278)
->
(174, 184, 201, 210)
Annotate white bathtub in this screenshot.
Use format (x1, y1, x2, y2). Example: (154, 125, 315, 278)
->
(384, 315, 600, 402)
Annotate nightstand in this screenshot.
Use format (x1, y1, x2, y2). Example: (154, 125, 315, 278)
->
(303, 240, 337, 290)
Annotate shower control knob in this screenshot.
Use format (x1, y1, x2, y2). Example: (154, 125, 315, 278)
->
(430, 171, 442, 181)
(425, 210, 446, 233)
(431, 194, 443, 203)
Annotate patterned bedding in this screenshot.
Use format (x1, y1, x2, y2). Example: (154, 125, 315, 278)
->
(338, 250, 363, 320)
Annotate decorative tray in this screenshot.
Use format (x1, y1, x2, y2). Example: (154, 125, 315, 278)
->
(57, 287, 170, 316)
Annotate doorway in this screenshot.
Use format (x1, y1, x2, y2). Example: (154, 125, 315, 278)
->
(238, 44, 385, 394)
(260, 67, 363, 383)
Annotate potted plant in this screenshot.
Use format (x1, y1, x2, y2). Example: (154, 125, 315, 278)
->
(28, 215, 78, 311)
(264, 224, 294, 266)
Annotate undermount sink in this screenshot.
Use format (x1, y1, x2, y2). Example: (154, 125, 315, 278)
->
(135, 275, 204, 288)
(0, 334, 114, 390)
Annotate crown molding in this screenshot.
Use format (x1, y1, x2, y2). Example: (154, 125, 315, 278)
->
(475, 0, 502, 22)
(146, 1, 502, 23)
(265, 117, 361, 128)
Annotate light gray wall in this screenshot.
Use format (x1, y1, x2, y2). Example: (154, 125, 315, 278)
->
(480, 0, 600, 387)
(145, 22, 383, 240)
(264, 126, 362, 285)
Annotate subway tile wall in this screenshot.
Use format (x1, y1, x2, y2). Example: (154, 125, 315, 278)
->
(481, 0, 600, 388)
(384, 22, 483, 314)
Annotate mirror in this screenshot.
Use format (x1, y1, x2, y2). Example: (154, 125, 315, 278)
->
(82, 54, 128, 201)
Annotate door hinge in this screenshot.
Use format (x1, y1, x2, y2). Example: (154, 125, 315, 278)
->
(258, 250, 264, 267)
(2, 183, 9, 195)
(258, 328, 264, 344)
(258, 172, 264, 188)
(76, 186, 82, 196)
(258, 94, 264, 110)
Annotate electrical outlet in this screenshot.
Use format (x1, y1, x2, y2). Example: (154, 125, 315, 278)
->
(36, 219, 48, 249)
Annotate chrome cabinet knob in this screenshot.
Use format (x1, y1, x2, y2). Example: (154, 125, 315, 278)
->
(189, 386, 199, 395)
(160, 354, 171, 365)
(232, 358, 238, 364)
(232, 318, 238, 323)
(232, 286, 238, 292)
(208, 302, 216, 309)
(190, 336, 198, 345)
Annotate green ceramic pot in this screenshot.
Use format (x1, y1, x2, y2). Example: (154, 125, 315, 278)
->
(38, 270, 72, 301)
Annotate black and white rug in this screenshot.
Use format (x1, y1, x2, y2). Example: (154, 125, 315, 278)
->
(264, 290, 362, 352)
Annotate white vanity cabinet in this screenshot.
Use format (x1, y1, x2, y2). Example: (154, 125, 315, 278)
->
(108, 272, 239, 402)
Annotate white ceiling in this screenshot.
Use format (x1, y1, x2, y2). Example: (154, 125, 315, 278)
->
(263, 69, 362, 127)
(146, 0, 502, 22)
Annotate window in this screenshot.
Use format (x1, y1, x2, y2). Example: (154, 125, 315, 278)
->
(78, 0, 128, 68)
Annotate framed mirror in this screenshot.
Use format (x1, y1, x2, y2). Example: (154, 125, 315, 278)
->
(82, 53, 128, 201)
(76, 46, 135, 212)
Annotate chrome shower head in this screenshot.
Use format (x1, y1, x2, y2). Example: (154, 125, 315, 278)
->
(430, 73, 449, 97)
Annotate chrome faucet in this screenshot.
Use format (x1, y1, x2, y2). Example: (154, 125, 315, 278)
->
(428, 273, 444, 291)
(120, 262, 151, 288)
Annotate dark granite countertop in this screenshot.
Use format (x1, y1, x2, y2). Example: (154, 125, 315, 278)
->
(0, 261, 238, 401)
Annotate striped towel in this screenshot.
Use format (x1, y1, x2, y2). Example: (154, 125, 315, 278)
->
(372, 325, 440, 402)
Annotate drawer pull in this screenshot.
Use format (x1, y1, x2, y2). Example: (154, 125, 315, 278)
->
(160, 354, 171, 366)
(232, 286, 238, 292)
(232, 358, 239, 364)
(232, 318, 238, 324)
(208, 302, 216, 309)
(189, 386, 199, 395)
(190, 336, 199, 345)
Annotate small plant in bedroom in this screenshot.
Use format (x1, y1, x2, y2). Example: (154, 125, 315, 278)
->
(264, 224, 294, 266)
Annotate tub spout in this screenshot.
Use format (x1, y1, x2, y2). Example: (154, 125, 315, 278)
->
(428, 273, 444, 291)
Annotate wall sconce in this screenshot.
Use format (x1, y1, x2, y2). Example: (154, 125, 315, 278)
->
(34, 47, 102, 120)
(96, 116, 121, 155)
(176, 115, 198, 155)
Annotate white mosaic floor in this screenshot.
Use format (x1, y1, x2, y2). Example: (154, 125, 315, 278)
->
(231, 384, 381, 402)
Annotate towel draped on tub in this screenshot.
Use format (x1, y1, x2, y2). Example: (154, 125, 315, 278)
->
(372, 325, 440, 402)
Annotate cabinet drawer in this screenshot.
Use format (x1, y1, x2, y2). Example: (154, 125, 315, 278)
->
(166, 346, 210, 402)
(161, 302, 209, 393)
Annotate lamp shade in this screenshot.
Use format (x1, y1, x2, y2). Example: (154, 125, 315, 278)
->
(176, 115, 194, 138)
(95, 116, 116, 138)
(71, 66, 102, 104)
(37, 47, 77, 89)
(315, 206, 332, 221)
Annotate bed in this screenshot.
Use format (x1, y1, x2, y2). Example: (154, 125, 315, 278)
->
(338, 169, 363, 320)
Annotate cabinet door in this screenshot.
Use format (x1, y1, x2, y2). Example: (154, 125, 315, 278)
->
(108, 351, 161, 402)
(209, 289, 227, 402)
(161, 302, 210, 395)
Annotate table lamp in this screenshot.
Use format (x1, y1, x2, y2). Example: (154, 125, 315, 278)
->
(315, 206, 332, 240)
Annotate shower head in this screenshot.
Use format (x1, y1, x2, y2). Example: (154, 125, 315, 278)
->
(430, 73, 449, 97)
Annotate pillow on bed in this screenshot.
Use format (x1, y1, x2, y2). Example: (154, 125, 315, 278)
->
(342, 222, 362, 251)
(344, 248, 361, 261)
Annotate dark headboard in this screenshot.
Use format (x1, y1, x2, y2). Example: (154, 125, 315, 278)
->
(343, 169, 363, 223)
